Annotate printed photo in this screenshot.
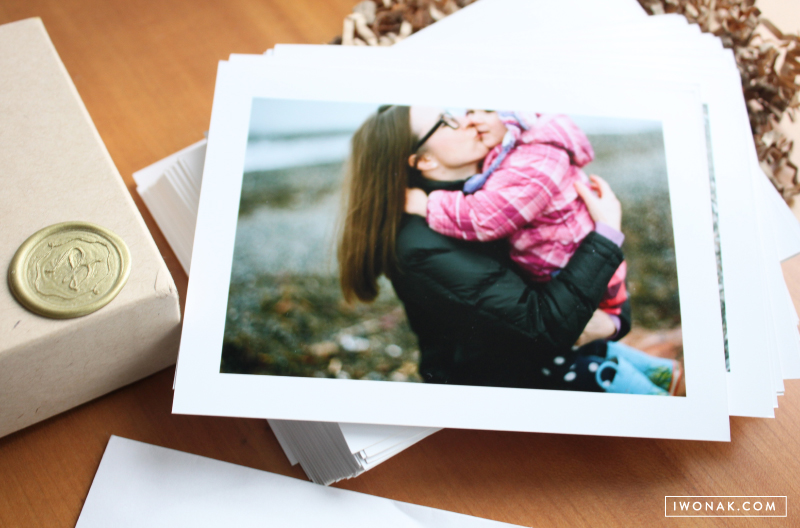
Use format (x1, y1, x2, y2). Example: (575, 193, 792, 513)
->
(220, 98, 684, 397)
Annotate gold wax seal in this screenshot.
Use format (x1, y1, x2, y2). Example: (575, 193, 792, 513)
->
(8, 221, 131, 319)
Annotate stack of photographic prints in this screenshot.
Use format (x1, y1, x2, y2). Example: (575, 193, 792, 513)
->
(137, 0, 800, 485)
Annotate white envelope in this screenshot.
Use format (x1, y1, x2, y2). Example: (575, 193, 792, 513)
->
(75, 436, 520, 528)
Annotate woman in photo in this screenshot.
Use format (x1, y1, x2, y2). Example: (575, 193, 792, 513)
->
(338, 105, 684, 395)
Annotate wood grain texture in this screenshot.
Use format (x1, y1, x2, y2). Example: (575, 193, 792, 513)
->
(1, 1, 800, 526)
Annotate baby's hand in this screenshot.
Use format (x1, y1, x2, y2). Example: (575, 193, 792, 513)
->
(575, 175, 621, 231)
(574, 309, 617, 347)
(405, 188, 429, 217)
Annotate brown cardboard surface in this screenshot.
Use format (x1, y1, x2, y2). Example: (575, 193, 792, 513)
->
(0, 18, 181, 438)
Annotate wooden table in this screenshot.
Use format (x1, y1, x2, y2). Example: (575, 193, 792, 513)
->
(1, 1, 800, 526)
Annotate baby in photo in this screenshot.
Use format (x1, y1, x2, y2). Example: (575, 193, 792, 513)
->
(405, 110, 681, 396)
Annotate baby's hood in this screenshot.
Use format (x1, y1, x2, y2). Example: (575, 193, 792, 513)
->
(513, 113, 595, 168)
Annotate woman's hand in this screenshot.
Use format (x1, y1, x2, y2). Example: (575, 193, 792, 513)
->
(574, 309, 617, 347)
(575, 175, 621, 231)
(405, 188, 429, 217)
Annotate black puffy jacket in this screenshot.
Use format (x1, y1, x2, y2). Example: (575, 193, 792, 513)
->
(390, 179, 630, 390)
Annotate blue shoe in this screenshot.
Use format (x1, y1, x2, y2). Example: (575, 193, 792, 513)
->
(606, 341, 682, 395)
(595, 357, 668, 395)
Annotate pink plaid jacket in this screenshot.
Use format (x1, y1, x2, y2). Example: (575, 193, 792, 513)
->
(426, 114, 627, 314)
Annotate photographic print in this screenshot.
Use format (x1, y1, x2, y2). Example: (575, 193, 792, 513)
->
(174, 62, 729, 438)
(220, 98, 684, 397)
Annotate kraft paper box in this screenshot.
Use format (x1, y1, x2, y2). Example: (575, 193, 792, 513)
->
(0, 18, 181, 438)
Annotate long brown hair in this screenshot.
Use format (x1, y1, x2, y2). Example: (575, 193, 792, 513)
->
(338, 105, 418, 303)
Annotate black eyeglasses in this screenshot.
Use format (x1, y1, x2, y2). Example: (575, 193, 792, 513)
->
(414, 112, 460, 151)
